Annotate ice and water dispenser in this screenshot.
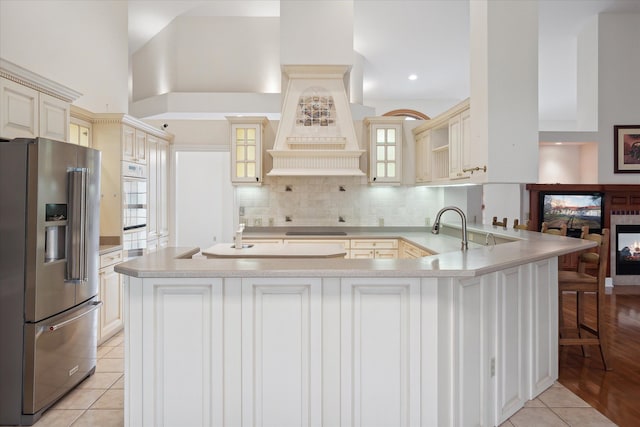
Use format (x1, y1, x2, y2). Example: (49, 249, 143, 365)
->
(44, 204, 67, 262)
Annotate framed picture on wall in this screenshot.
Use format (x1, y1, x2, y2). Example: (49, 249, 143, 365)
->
(614, 125, 640, 173)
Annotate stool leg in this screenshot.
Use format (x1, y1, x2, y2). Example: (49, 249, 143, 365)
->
(597, 291, 611, 371)
(577, 291, 589, 358)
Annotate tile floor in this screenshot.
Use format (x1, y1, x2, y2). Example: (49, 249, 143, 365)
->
(24, 330, 617, 427)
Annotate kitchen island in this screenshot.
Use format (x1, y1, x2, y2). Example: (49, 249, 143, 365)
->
(115, 225, 595, 427)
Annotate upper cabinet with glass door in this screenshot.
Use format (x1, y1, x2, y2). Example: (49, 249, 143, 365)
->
(227, 116, 268, 184)
(365, 117, 404, 184)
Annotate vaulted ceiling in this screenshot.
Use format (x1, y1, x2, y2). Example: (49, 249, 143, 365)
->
(128, 0, 640, 122)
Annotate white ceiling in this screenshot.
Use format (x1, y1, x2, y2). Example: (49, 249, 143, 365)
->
(128, 0, 640, 122)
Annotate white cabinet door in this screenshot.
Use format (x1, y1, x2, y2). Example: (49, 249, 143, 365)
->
(135, 129, 147, 164)
(39, 92, 69, 142)
(415, 129, 431, 183)
(340, 278, 421, 427)
(241, 278, 322, 427)
(122, 125, 136, 162)
(147, 136, 158, 240)
(99, 264, 123, 343)
(0, 77, 38, 139)
(449, 108, 471, 180)
(158, 139, 169, 237)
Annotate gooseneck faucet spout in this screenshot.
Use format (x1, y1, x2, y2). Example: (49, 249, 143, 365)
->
(431, 206, 469, 250)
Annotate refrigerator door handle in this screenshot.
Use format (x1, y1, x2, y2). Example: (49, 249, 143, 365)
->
(66, 168, 88, 282)
(44, 301, 102, 332)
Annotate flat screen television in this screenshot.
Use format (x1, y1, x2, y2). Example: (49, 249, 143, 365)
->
(539, 192, 604, 237)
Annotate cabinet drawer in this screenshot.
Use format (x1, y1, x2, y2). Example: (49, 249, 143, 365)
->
(375, 249, 398, 259)
(350, 239, 398, 250)
(100, 250, 123, 269)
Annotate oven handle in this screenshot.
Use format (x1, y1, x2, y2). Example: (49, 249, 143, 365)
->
(45, 301, 103, 332)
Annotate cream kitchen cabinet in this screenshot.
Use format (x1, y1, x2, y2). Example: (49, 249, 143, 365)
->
(415, 129, 432, 183)
(98, 249, 124, 344)
(412, 98, 472, 184)
(228, 116, 268, 184)
(122, 126, 147, 164)
(349, 239, 398, 259)
(399, 240, 432, 259)
(0, 76, 73, 142)
(448, 107, 471, 179)
(93, 114, 173, 241)
(365, 117, 404, 185)
(147, 134, 169, 247)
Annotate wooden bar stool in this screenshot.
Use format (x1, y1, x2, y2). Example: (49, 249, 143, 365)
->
(557, 228, 611, 370)
(513, 219, 530, 230)
(541, 222, 567, 236)
(492, 216, 508, 227)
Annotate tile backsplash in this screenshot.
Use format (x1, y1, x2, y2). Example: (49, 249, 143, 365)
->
(236, 176, 444, 227)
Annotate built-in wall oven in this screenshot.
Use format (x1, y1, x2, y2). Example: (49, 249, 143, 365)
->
(122, 161, 147, 258)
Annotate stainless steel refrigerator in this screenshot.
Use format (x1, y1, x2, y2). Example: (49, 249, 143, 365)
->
(0, 138, 102, 425)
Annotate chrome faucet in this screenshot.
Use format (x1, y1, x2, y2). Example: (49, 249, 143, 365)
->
(431, 206, 469, 250)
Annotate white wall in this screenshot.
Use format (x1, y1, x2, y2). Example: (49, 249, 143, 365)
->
(538, 145, 582, 184)
(132, 16, 281, 102)
(0, 0, 128, 113)
(597, 12, 640, 184)
(280, 0, 354, 65)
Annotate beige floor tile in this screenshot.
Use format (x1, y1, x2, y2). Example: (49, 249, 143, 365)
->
(102, 346, 124, 358)
(551, 407, 617, 426)
(77, 372, 122, 389)
(111, 376, 125, 389)
(52, 388, 105, 410)
(524, 398, 546, 407)
(538, 386, 591, 408)
(90, 389, 124, 410)
(509, 407, 569, 427)
(102, 334, 124, 347)
(71, 409, 124, 427)
(32, 409, 84, 427)
(500, 420, 516, 426)
(97, 345, 114, 358)
(95, 358, 124, 373)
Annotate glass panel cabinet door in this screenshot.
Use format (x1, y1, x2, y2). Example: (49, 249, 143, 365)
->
(228, 117, 267, 184)
(367, 118, 403, 184)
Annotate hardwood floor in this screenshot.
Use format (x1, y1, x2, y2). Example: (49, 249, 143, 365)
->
(559, 286, 640, 427)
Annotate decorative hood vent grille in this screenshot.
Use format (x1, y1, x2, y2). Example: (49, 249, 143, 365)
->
(267, 65, 365, 176)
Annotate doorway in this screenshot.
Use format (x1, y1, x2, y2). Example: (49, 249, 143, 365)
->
(174, 150, 233, 250)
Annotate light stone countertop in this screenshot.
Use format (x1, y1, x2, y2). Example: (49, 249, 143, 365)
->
(115, 224, 596, 279)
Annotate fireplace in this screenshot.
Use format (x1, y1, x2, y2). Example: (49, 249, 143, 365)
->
(611, 211, 640, 285)
(616, 224, 640, 275)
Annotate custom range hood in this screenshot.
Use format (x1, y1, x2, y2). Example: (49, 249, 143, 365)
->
(267, 65, 365, 176)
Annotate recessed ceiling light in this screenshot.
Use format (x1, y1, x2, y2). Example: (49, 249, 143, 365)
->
(408, 74, 418, 81)
(555, 142, 563, 145)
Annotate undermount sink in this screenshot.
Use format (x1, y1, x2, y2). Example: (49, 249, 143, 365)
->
(285, 231, 348, 236)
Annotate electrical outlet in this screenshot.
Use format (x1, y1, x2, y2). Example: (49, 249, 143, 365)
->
(378, 218, 384, 227)
(254, 218, 262, 226)
(425, 217, 430, 226)
(239, 206, 245, 216)
(268, 217, 274, 226)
